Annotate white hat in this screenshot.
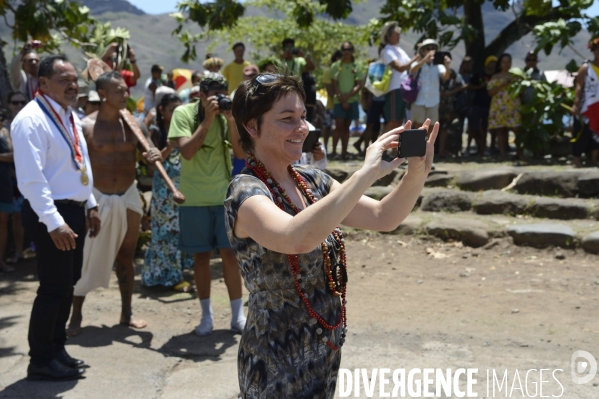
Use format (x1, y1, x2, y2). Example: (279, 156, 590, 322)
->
(418, 39, 439, 55)
(155, 86, 176, 107)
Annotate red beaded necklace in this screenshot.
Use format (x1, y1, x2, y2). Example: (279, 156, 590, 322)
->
(246, 156, 348, 350)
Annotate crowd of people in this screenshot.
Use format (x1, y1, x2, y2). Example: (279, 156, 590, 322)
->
(0, 24, 597, 398)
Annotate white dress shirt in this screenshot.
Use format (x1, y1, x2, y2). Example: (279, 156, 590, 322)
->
(11, 95, 97, 232)
(411, 61, 446, 108)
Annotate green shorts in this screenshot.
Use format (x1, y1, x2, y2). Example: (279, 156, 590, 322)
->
(333, 102, 360, 121)
(179, 205, 231, 253)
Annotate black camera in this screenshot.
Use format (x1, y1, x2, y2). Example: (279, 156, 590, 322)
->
(215, 94, 232, 111)
(398, 129, 427, 158)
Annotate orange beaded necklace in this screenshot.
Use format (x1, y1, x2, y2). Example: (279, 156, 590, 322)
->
(246, 156, 348, 350)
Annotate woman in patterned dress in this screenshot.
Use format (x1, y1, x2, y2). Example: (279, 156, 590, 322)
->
(142, 93, 194, 291)
(487, 53, 522, 159)
(225, 73, 437, 398)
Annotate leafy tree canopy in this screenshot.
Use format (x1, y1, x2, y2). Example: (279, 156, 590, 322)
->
(172, 0, 599, 70)
(0, 0, 128, 55)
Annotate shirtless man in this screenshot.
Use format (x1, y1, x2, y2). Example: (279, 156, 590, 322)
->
(67, 71, 162, 335)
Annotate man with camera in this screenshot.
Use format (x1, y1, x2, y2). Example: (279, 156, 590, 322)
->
(10, 42, 41, 101)
(410, 39, 451, 130)
(168, 73, 246, 336)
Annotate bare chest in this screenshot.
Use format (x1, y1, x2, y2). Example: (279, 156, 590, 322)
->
(86, 120, 137, 154)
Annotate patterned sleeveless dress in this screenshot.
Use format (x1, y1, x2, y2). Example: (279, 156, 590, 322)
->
(224, 165, 342, 399)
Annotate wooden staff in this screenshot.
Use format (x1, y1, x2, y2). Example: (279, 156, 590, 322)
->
(119, 109, 186, 204)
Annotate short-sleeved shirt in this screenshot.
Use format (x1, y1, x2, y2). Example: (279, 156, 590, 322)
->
(469, 71, 493, 109)
(283, 57, 306, 76)
(322, 68, 334, 110)
(381, 44, 411, 91)
(330, 61, 364, 104)
(224, 165, 342, 396)
(168, 103, 232, 207)
(411, 62, 446, 108)
(222, 60, 251, 95)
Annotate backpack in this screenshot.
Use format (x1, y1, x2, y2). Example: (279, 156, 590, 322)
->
(365, 61, 391, 97)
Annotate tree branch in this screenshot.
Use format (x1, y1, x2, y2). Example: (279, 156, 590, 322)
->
(484, 6, 571, 58)
(3, 13, 14, 29)
(567, 43, 586, 60)
(58, 31, 95, 49)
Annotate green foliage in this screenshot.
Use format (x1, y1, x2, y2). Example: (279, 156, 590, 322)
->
(172, 0, 598, 67)
(508, 69, 574, 154)
(175, 0, 245, 31)
(1, 0, 130, 58)
(533, 19, 582, 55)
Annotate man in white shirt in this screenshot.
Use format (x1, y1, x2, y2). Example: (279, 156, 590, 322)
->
(380, 21, 421, 135)
(410, 39, 451, 129)
(11, 54, 100, 381)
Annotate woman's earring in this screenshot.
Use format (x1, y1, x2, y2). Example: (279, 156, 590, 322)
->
(102, 98, 106, 102)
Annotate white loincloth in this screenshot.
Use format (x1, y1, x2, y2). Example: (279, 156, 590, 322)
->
(74, 182, 143, 296)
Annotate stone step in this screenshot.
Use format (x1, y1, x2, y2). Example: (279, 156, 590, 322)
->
(381, 211, 599, 253)
(386, 187, 599, 221)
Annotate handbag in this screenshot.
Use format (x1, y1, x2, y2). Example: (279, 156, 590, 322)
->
(365, 61, 391, 97)
(401, 68, 421, 104)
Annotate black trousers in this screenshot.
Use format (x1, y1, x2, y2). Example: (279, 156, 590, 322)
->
(22, 200, 86, 366)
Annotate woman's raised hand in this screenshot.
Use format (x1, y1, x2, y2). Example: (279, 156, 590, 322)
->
(362, 119, 438, 182)
(362, 121, 411, 181)
(406, 119, 438, 177)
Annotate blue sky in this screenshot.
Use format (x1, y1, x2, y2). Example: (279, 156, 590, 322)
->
(128, 0, 598, 17)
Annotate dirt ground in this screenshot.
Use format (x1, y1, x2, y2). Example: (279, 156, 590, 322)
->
(1, 231, 598, 398)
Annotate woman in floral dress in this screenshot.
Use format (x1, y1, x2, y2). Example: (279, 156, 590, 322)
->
(226, 74, 437, 398)
(142, 94, 194, 291)
(488, 53, 522, 159)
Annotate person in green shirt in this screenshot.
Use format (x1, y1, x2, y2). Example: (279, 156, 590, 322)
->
(280, 38, 315, 76)
(168, 72, 246, 336)
(331, 41, 364, 160)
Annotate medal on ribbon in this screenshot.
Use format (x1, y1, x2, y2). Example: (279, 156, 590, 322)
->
(35, 93, 89, 186)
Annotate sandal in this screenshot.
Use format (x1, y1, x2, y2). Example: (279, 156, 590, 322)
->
(6, 253, 24, 264)
(172, 281, 194, 293)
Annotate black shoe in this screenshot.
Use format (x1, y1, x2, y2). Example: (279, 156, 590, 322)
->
(27, 359, 86, 381)
(56, 348, 88, 369)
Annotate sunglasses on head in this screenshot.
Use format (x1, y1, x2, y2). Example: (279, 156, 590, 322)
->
(247, 74, 280, 98)
(341, 47, 354, 52)
(252, 74, 279, 88)
(526, 58, 537, 62)
(11, 100, 27, 106)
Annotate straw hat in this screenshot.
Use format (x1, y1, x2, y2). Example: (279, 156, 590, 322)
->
(418, 39, 439, 55)
(380, 21, 400, 45)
